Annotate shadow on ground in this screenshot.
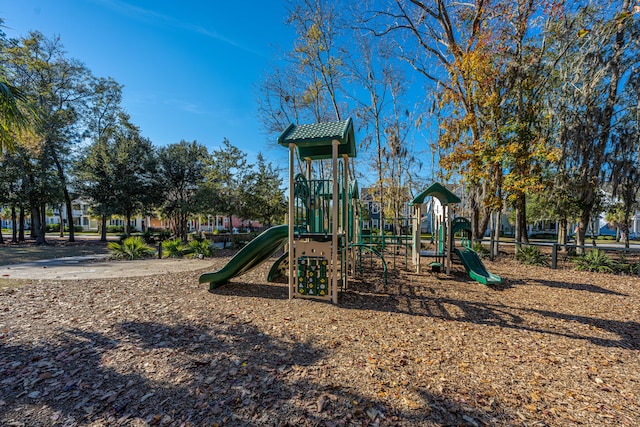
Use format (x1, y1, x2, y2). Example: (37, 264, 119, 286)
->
(1, 317, 510, 426)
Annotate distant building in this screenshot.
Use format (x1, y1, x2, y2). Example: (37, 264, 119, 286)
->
(0, 198, 262, 234)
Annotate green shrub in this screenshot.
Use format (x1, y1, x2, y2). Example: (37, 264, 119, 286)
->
(155, 229, 172, 241)
(573, 249, 616, 273)
(162, 238, 188, 258)
(472, 242, 489, 258)
(187, 240, 215, 258)
(108, 236, 155, 260)
(516, 245, 549, 266)
(141, 229, 155, 244)
(190, 232, 205, 242)
(46, 224, 61, 232)
(50, 225, 83, 232)
(107, 225, 124, 233)
(615, 254, 637, 275)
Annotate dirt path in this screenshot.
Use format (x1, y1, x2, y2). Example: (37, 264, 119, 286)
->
(0, 256, 213, 281)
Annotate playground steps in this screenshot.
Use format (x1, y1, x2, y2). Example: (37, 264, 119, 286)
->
(428, 261, 443, 272)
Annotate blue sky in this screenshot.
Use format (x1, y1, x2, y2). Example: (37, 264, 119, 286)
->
(1, 0, 294, 165)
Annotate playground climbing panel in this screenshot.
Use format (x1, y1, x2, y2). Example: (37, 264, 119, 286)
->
(297, 256, 330, 296)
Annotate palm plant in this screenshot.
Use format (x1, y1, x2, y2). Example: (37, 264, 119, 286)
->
(187, 239, 215, 258)
(573, 249, 616, 273)
(162, 238, 188, 258)
(516, 245, 549, 266)
(108, 236, 155, 260)
(0, 66, 32, 153)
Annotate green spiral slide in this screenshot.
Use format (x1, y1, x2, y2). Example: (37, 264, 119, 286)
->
(198, 225, 288, 290)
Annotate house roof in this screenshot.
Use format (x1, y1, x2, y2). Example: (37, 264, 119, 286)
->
(410, 182, 461, 206)
(277, 118, 357, 160)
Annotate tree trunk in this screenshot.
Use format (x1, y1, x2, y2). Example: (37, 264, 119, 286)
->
(180, 214, 188, 242)
(19, 206, 25, 241)
(63, 191, 75, 242)
(469, 185, 481, 243)
(624, 207, 631, 249)
(125, 212, 131, 236)
(478, 208, 491, 244)
(228, 215, 235, 249)
(59, 204, 64, 237)
(515, 193, 529, 244)
(31, 204, 45, 245)
(100, 213, 108, 242)
(493, 210, 501, 258)
(39, 203, 47, 245)
(52, 153, 75, 242)
(557, 217, 568, 248)
(576, 212, 591, 255)
(11, 206, 17, 243)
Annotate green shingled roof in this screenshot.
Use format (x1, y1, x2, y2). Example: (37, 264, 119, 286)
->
(410, 182, 461, 206)
(277, 118, 357, 160)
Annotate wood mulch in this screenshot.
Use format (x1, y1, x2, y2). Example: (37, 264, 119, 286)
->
(0, 253, 639, 426)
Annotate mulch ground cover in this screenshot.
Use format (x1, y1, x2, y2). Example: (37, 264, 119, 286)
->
(0, 252, 638, 426)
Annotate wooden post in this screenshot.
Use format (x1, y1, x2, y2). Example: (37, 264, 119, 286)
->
(342, 154, 350, 285)
(414, 204, 422, 274)
(331, 139, 339, 304)
(288, 143, 295, 300)
(446, 204, 452, 275)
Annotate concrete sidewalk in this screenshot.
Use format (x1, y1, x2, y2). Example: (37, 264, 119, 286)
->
(0, 256, 212, 280)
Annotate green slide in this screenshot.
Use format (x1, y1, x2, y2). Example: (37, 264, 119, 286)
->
(453, 247, 502, 285)
(199, 225, 288, 290)
(267, 251, 289, 282)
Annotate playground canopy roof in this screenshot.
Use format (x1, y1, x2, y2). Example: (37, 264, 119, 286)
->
(277, 118, 357, 160)
(350, 179, 359, 199)
(410, 182, 461, 206)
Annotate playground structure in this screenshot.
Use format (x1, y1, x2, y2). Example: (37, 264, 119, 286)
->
(409, 184, 501, 284)
(279, 119, 357, 303)
(410, 182, 462, 275)
(198, 118, 501, 299)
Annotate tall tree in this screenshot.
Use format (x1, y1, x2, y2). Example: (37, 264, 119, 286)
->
(75, 135, 117, 242)
(608, 68, 640, 248)
(344, 22, 392, 239)
(257, 0, 350, 147)
(206, 139, 250, 237)
(367, 0, 497, 240)
(491, 0, 560, 244)
(157, 140, 211, 242)
(242, 153, 287, 228)
(75, 76, 124, 241)
(109, 113, 159, 236)
(547, 0, 639, 249)
(4, 32, 92, 242)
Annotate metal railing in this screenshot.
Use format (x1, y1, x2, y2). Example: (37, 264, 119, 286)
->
(481, 239, 640, 276)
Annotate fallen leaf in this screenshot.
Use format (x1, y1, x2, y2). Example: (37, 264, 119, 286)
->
(140, 392, 155, 402)
(462, 415, 479, 427)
